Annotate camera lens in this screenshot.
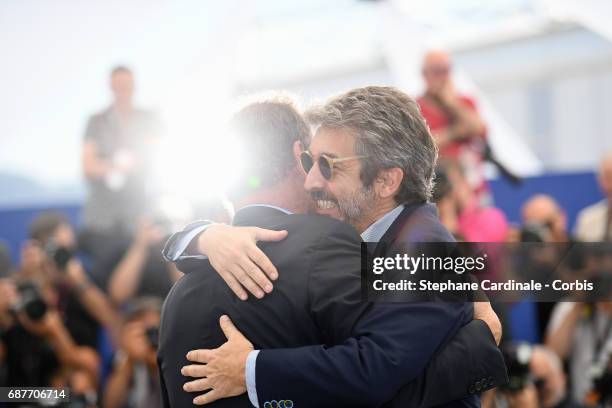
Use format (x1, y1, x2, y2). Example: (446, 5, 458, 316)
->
(145, 326, 160, 349)
(14, 281, 48, 321)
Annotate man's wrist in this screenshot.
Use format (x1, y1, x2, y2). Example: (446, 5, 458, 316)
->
(194, 223, 222, 256)
(162, 221, 214, 261)
(195, 227, 212, 256)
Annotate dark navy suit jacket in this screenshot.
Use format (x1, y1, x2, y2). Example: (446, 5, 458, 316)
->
(253, 203, 503, 407)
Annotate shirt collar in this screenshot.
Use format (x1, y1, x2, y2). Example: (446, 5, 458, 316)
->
(360, 205, 405, 242)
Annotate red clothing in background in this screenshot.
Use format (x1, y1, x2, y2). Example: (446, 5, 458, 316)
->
(418, 95, 488, 196)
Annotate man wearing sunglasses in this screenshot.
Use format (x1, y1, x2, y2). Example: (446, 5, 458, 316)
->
(161, 88, 507, 407)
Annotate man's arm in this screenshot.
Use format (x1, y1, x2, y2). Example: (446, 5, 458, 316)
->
(388, 318, 507, 407)
(252, 303, 471, 407)
(162, 223, 287, 300)
(109, 220, 172, 305)
(103, 355, 134, 408)
(254, 225, 471, 407)
(176, 223, 506, 406)
(545, 302, 582, 360)
(19, 310, 99, 384)
(65, 259, 122, 344)
(185, 302, 505, 407)
(436, 85, 486, 142)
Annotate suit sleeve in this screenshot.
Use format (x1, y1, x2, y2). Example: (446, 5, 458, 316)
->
(254, 222, 473, 407)
(161, 220, 214, 273)
(158, 356, 171, 408)
(389, 319, 508, 407)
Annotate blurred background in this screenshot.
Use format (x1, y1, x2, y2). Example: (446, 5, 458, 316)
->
(2, 0, 612, 206)
(1, 1, 612, 407)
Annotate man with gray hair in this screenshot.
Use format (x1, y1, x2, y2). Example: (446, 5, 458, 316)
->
(164, 87, 506, 406)
(302, 86, 438, 234)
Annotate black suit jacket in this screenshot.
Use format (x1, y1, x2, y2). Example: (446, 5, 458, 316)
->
(158, 206, 370, 407)
(375, 203, 508, 407)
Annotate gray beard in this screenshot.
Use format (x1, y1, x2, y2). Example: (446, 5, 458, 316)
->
(337, 184, 377, 229)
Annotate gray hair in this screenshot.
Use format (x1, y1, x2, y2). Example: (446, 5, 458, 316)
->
(306, 86, 438, 204)
(227, 94, 310, 200)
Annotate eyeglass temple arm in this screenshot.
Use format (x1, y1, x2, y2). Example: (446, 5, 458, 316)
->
(328, 155, 366, 164)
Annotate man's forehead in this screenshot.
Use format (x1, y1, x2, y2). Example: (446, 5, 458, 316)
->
(424, 50, 450, 68)
(309, 126, 356, 157)
(523, 198, 559, 221)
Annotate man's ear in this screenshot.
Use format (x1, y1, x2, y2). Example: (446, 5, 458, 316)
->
(293, 141, 303, 166)
(375, 168, 404, 199)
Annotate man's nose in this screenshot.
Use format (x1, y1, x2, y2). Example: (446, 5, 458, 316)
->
(304, 161, 326, 192)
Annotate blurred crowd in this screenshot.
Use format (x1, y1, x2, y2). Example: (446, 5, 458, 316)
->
(0, 67, 229, 408)
(0, 52, 611, 408)
(422, 51, 612, 408)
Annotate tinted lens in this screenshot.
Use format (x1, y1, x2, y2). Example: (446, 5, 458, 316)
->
(300, 151, 314, 174)
(318, 156, 332, 180)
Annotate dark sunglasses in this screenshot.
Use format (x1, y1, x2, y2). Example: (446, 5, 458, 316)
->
(299, 150, 365, 181)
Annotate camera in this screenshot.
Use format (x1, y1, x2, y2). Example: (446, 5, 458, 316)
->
(592, 370, 612, 405)
(519, 222, 551, 243)
(11, 281, 48, 321)
(145, 325, 160, 349)
(499, 342, 533, 393)
(44, 240, 74, 270)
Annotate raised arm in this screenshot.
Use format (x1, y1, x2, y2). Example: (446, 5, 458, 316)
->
(65, 259, 122, 344)
(163, 222, 287, 300)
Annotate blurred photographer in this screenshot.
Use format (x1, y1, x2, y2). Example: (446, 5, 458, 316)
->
(103, 297, 162, 408)
(521, 195, 571, 244)
(104, 216, 182, 306)
(0, 212, 122, 389)
(0, 274, 99, 399)
(418, 50, 489, 199)
(519, 195, 578, 340)
(26, 212, 120, 341)
(491, 343, 586, 408)
(546, 302, 612, 405)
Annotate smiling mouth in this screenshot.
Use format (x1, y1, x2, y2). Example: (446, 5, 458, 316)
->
(316, 199, 337, 210)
